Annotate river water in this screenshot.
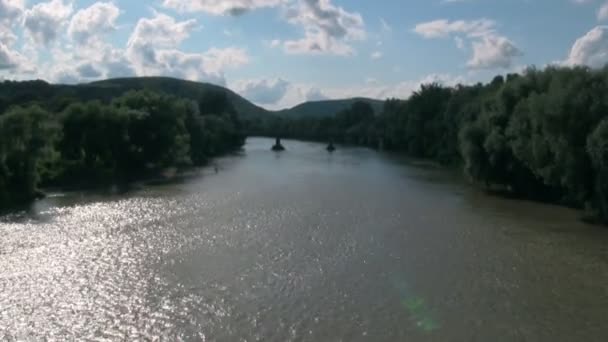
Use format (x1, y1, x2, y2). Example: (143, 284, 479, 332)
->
(1, 137, 607, 341)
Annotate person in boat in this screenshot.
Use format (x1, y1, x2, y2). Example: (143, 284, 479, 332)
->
(272, 137, 285, 151)
(327, 140, 336, 152)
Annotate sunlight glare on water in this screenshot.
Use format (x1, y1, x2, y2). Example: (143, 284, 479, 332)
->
(1, 198, 213, 340)
(1, 138, 608, 341)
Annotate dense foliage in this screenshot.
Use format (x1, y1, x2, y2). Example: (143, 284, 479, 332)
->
(0, 89, 244, 208)
(256, 66, 608, 223)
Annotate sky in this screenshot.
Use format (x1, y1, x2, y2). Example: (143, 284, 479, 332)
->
(1, 0, 608, 109)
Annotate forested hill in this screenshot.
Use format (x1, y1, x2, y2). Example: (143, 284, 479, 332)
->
(275, 98, 384, 118)
(0, 77, 270, 119)
(0, 77, 384, 120)
(89, 78, 270, 119)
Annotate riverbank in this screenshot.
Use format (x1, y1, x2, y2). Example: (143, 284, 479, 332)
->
(0, 89, 245, 212)
(253, 135, 603, 225)
(249, 68, 608, 224)
(0, 146, 246, 218)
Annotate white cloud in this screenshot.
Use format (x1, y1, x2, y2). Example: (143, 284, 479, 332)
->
(259, 73, 467, 110)
(0, 41, 36, 74)
(0, 0, 24, 45)
(330, 73, 467, 100)
(233, 78, 290, 104)
(281, 0, 366, 56)
(125, 12, 248, 85)
(38, 10, 248, 85)
(68, 2, 120, 45)
(153, 50, 225, 84)
(52, 68, 80, 84)
(46, 38, 137, 83)
(0, 30, 17, 46)
(0, 1, 30, 72)
(0, 0, 24, 23)
(127, 12, 198, 51)
(254, 74, 460, 110)
(304, 87, 328, 101)
(414, 18, 522, 69)
(52, 61, 105, 84)
(201, 47, 249, 73)
(0, 42, 21, 70)
(162, 0, 285, 16)
(75, 62, 103, 78)
(261, 83, 328, 109)
(468, 35, 522, 69)
(414, 19, 495, 39)
(24, 0, 73, 46)
(564, 26, 608, 67)
(598, 2, 608, 20)
(101, 49, 137, 79)
(126, 12, 199, 75)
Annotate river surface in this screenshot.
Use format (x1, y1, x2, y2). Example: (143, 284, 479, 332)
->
(1, 137, 608, 341)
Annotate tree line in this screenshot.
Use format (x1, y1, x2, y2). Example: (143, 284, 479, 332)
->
(250, 66, 608, 223)
(0, 89, 244, 208)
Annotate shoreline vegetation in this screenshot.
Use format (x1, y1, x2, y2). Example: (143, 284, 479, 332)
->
(0, 88, 245, 209)
(249, 66, 608, 225)
(3, 66, 608, 225)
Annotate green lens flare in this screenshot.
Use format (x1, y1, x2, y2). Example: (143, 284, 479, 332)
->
(394, 279, 441, 332)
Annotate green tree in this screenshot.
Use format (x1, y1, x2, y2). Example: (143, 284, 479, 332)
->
(0, 106, 58, 205)
(113, 90, 192, 171)
(587, 118, 608, 222)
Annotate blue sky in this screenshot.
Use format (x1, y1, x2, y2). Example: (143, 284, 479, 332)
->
(1, 0, 607, 109)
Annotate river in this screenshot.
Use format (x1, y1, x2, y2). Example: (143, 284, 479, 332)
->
(1, 137, 607, 341)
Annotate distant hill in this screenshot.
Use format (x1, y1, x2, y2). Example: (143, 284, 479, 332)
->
(0, 77, 385, 120)
(0, 77, 269, 119)
(89, 77, 270, 119)
(275, 98, 384, 119)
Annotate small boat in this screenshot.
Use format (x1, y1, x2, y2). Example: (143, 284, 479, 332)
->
(272, 137, 286, 151)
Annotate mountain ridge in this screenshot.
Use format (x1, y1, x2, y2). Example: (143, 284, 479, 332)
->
(0, 76, 385, 119)
(90, 77, 386, 117)
(274, 97, 384, 118)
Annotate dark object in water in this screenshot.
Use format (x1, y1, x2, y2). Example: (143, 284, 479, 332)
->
(327, 141, 336, 152)
(272, 137, 286, 151)
(34, 189, 46, 200)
